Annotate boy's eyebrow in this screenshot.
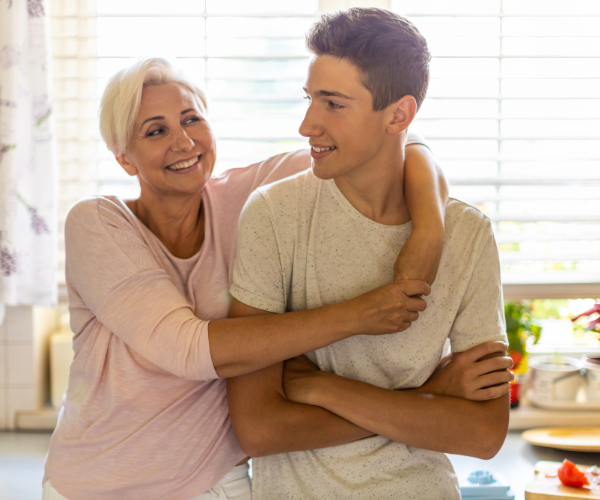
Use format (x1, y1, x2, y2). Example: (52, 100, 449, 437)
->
(303, 87, 354, 100)
(140, 108, 196, 129)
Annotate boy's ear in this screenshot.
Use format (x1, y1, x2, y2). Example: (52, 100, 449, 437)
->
(386, 95, 417, 136)
(116, 153, 139, 176)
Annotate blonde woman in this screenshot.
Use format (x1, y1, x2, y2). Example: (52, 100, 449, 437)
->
(43, 57, 451, 500)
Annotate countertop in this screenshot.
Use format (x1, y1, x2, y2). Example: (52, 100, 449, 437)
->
(448, 430, 600, 500)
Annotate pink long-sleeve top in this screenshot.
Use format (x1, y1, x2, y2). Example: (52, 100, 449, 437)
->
(44, 151, 310, 500)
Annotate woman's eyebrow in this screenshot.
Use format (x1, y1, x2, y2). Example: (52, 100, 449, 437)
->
(140, 116, 164, 129)
(139, 108, 196, 130)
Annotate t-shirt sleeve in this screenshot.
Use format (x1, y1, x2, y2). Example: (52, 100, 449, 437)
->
(230, 190, 288, 314)
(65, 198, 218, 381)
(448, 221, 507, 352)
(406, 130, 430, 150)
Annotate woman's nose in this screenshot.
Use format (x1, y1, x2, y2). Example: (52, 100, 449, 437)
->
(172, 127, 194, 152)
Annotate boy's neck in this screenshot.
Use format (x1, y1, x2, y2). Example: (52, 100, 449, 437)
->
(333, 138, 411, 226)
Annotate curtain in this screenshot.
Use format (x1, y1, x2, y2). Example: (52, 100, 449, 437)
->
(0, 0, 57, 323)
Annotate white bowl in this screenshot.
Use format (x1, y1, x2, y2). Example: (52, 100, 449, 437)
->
(529, 356, 582, 402)
(582, 355, 600, 402)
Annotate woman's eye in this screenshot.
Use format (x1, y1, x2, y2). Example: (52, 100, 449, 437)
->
(146, 128, 163, 137)
(184, 116, 201, 124)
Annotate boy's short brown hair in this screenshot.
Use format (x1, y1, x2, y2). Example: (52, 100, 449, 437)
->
(306, 8, 431, 111)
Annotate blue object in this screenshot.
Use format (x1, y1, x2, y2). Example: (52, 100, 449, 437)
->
(459, 470, 515, 500)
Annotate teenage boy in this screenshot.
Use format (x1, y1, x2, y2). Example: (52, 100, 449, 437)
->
(227, 8, 511, 500)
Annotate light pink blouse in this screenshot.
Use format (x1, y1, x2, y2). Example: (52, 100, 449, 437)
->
(44, 151, 310, 500)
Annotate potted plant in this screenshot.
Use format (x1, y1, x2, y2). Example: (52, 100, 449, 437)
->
(504, 301, 542, 407)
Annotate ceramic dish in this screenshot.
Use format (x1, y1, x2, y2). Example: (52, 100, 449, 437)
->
(522, 427, 600, 452)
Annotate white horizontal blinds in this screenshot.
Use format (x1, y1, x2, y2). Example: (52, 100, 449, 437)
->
(94, 0, 317, 200)
(392, 0, 600, 286)
(50, 0, 98, 285)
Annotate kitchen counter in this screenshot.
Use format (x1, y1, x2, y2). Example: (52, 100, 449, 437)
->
(449, 430, 600, 500)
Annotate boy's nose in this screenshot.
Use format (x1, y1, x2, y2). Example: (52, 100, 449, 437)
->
(299, 104, 321, 138)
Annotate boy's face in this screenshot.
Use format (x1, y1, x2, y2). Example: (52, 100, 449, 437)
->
(300, 55, 391, 180)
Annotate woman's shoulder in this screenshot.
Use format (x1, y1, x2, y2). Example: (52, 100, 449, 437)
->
(66, 195, 141, 240)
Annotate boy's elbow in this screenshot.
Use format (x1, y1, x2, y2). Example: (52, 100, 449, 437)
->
(232, 416, 281, 458)
(473, 400, 509, 460)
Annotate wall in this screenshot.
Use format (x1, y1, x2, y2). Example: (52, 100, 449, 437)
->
(0, 306, 58, 429)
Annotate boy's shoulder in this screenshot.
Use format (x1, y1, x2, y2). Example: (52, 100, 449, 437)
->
(251, 168, 321, 216)
(446, 198, 492, 230)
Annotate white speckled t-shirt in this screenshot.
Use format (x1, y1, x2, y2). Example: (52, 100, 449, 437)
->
(231, 169, 507, 500)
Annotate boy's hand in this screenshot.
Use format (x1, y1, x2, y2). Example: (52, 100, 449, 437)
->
(417, 341, 514, 401)
(283, 355, 324, 406)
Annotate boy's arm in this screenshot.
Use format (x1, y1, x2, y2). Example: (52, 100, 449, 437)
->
(228, 298, 511, 459)
(285, 221, 510, 460)
(226, 298, 374, 458)
(397, 142, 449, 284)
(286, 365, 509, 460)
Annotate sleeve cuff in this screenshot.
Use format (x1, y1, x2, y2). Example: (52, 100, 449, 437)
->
(199, 321, 220, 381)
(450, 331, 508, 354)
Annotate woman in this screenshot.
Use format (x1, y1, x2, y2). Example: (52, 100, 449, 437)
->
(43, 57, 449, 500)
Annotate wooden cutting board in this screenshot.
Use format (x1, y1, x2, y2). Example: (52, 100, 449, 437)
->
(525, 461, 600, 499)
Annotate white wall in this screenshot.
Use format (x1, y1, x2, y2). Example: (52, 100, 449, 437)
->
(0, 306, 57, 429)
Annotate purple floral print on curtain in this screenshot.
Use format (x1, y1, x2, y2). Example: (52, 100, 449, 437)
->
(0, 0, 57, 323)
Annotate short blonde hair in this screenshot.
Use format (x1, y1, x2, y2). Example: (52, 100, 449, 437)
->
(99, 57, 208, 155)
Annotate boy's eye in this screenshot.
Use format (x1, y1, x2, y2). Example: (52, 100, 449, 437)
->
(328, 101, 343, 110)
(303, 95, 311, 104)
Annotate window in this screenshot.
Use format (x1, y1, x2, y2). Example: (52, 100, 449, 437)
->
(52, 0, 600, 299)
(392, 0, 600, 298)
(51, 0, 317, 288)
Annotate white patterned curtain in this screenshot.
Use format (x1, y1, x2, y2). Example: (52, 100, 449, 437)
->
(0, 0, 57, 323)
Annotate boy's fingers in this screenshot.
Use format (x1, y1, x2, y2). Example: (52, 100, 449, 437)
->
(476, 371, 515, 390)
(462, 340, 508, 363)
(473, 356, 513, 377)
(474, 383, 510, 401)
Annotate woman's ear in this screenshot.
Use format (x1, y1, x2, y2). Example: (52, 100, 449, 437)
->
(116, 153, 138, 176)
(386, 95, 417, 136)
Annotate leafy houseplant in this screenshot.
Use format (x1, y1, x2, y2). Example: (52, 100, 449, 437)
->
(504, 301, 542, 372)
(571, 301, 600, 335)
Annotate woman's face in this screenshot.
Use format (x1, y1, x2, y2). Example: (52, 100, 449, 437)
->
(117, 83, 216, 197)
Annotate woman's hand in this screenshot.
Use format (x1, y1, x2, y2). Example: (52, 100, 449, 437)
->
(417, 341, 514, 401)
(346, 280, 431, 336)
(283, 355, 325, 406)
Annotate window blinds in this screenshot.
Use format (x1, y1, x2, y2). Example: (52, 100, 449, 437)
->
(393, 0, 600, 297)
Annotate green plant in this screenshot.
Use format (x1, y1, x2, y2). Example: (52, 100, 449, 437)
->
(504, 300, 542, 369)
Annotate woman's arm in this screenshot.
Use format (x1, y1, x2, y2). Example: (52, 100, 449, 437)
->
(209, 281, 428, 378)
(66, 198, 429, 382)
(397, 142, 449, 285)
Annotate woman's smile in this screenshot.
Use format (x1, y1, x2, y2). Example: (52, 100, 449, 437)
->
(165, 154, 202, 174)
